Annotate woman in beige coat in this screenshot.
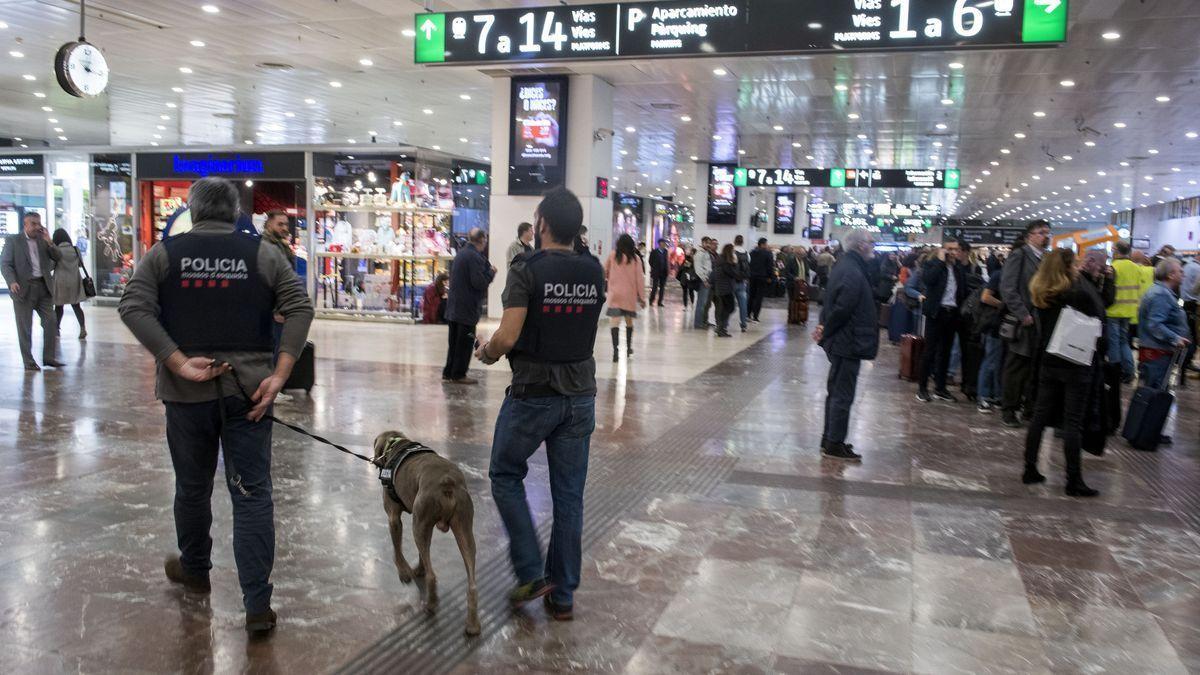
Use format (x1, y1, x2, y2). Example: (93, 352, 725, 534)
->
(51, 229, 87, 339)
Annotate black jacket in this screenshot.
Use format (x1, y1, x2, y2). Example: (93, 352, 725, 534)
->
(714, 259, 743, 296)
(749, 247, 775, 279)
(919, 258, 969, 319)
(1035, 278, 1106, 369)
(445, 245, 495, 325)
(820, 251, 880, 361)
(649, 247, 669, 279)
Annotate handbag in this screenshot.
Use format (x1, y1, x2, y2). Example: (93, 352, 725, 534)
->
(1046, 306, 1102, 366)
(76, 246, 97, 298)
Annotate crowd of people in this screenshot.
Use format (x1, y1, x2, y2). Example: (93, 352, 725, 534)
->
(815, 221, 1197, 498)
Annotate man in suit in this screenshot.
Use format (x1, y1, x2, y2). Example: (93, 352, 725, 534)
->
(916, 238, 970, 403)
(2, 212, 63, 370)
(648, 238, 669, 307)
(999, 220, 1050, 427)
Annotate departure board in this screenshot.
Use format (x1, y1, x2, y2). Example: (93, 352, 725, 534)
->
(415, 0, 1067, 64)
(733, 167, 960, 189)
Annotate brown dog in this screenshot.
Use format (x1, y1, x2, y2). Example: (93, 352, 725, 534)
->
(373, 431, 480, 636)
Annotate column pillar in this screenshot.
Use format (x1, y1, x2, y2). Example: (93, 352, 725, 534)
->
(487, 74, 614, 318)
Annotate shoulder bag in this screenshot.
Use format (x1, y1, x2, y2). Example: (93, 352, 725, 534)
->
(76, 246, 97, 298)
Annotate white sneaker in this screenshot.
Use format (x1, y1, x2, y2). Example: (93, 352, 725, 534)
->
(275, 392, 295, 403)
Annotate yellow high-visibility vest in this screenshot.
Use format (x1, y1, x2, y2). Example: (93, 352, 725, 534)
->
(1109, 258, 1144, 320)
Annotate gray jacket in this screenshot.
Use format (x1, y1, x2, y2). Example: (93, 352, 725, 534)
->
(1, 231, 61, 302)
(118, 220, 314, 403)
(999, 244, 1043, 357)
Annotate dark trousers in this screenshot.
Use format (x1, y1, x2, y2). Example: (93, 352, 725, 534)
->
(443, 320, 476, 380)
(1002, 350, 1035, 414)
(165, 397, 275, 613)
(1024, 363, 1089, 482)
(54, 303, 85, 330)
(649, 276, 668, 306)
(1185, 301, 1198, 370)
(919, 309, 958, 392)
(748, 277, 770, 320)
(714, 293, 735, 333)
(958, 328, 982, 398)
(13, 278, 58, 366)
(680, 281, 695, 307)
(823, 354, 862, 444)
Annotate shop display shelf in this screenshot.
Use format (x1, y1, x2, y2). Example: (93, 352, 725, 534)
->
(314, 204, 454, 216)
(312, 251, 454, 262)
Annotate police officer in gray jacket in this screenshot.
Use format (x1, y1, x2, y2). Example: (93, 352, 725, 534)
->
(119, 177, 313, 634)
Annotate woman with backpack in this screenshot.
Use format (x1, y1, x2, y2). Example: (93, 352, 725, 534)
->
(50, 228, 88, 339)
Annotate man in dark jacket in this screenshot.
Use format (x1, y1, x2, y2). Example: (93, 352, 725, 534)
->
(999, 220, 1050, 427)
(917, 239, 971, 403)
(648, 238, 670, 307)
(444, 228, 496, 384)
(747, 237, 775, 322)
(814, 229, 879, 462)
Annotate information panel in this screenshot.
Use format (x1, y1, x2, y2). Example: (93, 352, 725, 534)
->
(508, 76, 569, 195)
(415, 0, 1067, 64)
(733, 167, 959, 189)
(734, 167, 833, 188)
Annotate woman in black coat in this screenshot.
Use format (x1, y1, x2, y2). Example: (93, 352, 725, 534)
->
(713, 243, 743, 338)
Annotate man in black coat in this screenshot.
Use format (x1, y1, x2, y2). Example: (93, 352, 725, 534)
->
(747, 237, 775, 322)
(444, 228, 496, 384)
(814, 229, 879, 462)
(917, 239, 971, 402)
(648, 238, 670, 307)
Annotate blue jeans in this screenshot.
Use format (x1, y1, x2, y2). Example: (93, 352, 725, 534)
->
(490, 394, 595, 606)
(1139, 355, 1173, 390)
(693, 285, 712, 328)
(164, 396, 275, 614)
(735, 281, 749, 329)
(823, 354, 861, 444)
(1107, 318, 1134, 378)
(977, 335, 1004, 402)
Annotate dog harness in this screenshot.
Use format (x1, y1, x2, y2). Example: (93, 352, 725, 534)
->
(377, 438, 437, 511)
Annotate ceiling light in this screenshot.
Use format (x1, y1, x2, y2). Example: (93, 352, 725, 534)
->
(1062, 155, 1072, 161)
(149, 142, 158, 147)
(1000, 148, 1011, 154)
(242, 139, 253, 145)
(0, 22, 8, 29)
(773, 124, 784, 131)
(329, 80, 342, 88)
(689, 155, 699, 161)
(1060, 79, 1075, 87)
(458, 93, 472, 101)
(1113, 122, 1126, 128)
(662, 143, 671, 149)
(165, 102, 178, 109)
(933, 141, 943, 147)
(1148, 148, 1159, 154)
(304, 98, 316, 104)
(807, 22, 822, 29)
(347, 138, 356, 144)
(179, 66, 193, 74)
(53, 127, 63, 132)
(153, 133, 162, 139)
(392, 119, 402, 126)
(1014, 132, 1026, 139)
(359, 58, 374, 67)
(57, 136, 67, 141)
(172, 86, 185, 93)
(202, 4, 220, 13)
(990, 161, 1000, 166)
(190, 40, 205, 47)
(1172, 167, 1181, 172)
(1119, 161, 1130, 167)
(738, 149, 746, 155)
(1084, 140, 1095, 147)
(156, 125, 165, 130)
(712, 134, 722, 140)
(848, 113, 860, 120)
(712, 68, 727, 76)
(9, 50, 24, 58)
(21, 74, 35, 81)
(1188, 132, 1199, 139)
(1033, 110, 1046, 117)
(401, 29, 416, 38)
(625, 126, 637, 133)
(1156, 95, 1170, 103)
(941, 98, 954, 105)
(834, 84, 849, 92)
(422, 108, 433, 115)
(949, 62, 964, 70)
(32, 92, 45, 98)
(42, 106, 52, 112)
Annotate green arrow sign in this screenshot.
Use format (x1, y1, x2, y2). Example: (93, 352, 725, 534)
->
(945, 169, 961, 189)
(733, 168, 748, 188)
(830, 168, 846, 188)
(415, 14, 446, 64)
(1022, 0, 1068, 43)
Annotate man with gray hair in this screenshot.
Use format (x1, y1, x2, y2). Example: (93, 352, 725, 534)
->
(1137, 257, 1191, 389)
(444, 227, 496, 384)
(812, 228, 878, 461)
(119, 176, 314, 634)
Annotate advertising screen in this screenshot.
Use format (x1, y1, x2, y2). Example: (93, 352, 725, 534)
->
(707, 163, 738, 225)
(774, 193, 795, 235)
(508, 76, 569, 195)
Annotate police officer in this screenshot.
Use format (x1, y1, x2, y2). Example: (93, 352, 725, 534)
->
(475, 187, 605, 621)
(119, 177, 313, 634)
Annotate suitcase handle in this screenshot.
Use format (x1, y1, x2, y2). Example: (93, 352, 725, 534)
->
(1163, 347, 1189, 392)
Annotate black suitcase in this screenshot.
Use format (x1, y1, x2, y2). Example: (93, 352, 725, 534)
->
(284, 341, 315, 393)
(1121, 352, 1182, 452)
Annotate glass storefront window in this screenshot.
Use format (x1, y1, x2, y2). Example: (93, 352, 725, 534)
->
(0, 163, 47, 294)
(90, 154, 134, 298)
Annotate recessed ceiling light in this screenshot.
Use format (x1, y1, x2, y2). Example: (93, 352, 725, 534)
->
(1113, 122, 1126, 128)
(304, 97, 316, 104)
(1033, 110, 1046, 117)
(990, 161, 1000, 166)
(791, 141, 802, 148)
(190, 40, 205, 47)
(738, 149, 746, 155)
(156, 125, 165, 130)
(202, 4, 220, 13)
(149, 141, 159, 146)
(1188, 132, 1199, 139)
(57, 136, 67, 141)
(834, 84, 849, 92)
(9, 50, 24, 58)
(806, 155, 815, 160)
(422, 108, 433, 114)
(662, 143, 671, 149)
(172, 86, 185, 93)
(52, 127, 63, 132)
(1062, 155, 1073, 160)
(1156, 95, 1171, 103)
(1097, 171, 1106, 176)
(0, 21, 8, 29)
(982, 170, 991, 176)
(21, 73, 35, 81)
(153, 133, 162, 139)
(625, 126, 636, 133)
(329, 80, 342, 88)
(689, 155, 699, 161)
(33, 92, 45, 98)
(1120, 161, 1130, 167)
(392, 119, 402, 126)
(1060, 79, 1075, 87)
(1001, 148, 1011, 154)
(359, 57, 373, 67)
(941, 98, 954, 105)
(458, 137, 469, 143)
(432, 145, 441, 150)
(773, 124, 784, 131)
(41, 106, 52, 112)
(712, 134, 722, 140)
(179, 66, 193, 74)
(935, 123, 948, 131)
(948, 62, 964, 70)
(401, 28, 416, 38)
(848, 113, 860, 120)
(1148, 148, 1159, 154)
(165, 102, 178, 109)
(1083, 140, 1095, 147)
(712, 68, 727, 76)
(932, 141, 943, 147)
(347, 138, 357, 144)
(807, 22, 821, 29)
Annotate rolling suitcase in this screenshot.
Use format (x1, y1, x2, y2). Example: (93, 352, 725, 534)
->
(899, 316, 926, 382)
(284, 341, 316, 393)
(1121, 350, 1182, 452)
(788, 279, 809, 325)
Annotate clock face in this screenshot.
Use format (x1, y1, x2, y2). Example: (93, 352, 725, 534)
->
(58, 41, 109, 97)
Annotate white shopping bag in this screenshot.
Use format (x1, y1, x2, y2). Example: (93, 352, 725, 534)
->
(1046, 306, 1103, 366)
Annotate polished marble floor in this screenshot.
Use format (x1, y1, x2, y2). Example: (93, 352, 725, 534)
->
(1, 295, 1198, 674)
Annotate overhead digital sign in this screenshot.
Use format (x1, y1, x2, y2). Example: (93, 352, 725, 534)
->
(731, 167, 959, 189)
(415, 0, 1067, 65)
(0, 155, 44, 176)
(508, 76, 569, 195)
(734, 167, 833, 188)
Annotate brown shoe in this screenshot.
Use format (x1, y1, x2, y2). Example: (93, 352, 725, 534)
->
(245, 608, 277, 634)
(164, 555, 211, 593)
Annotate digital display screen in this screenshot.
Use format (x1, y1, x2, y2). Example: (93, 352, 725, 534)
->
(707, 163, 738, 225)
(734, 167, 833, 188)
(844, 168, 960, 189)
(416, 0, 1066, 65)
(774, 193, 795, 235)
(613, 192, 645, 243)
(508, 76, 569, 195)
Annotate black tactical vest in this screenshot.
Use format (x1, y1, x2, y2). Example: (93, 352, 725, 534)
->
(158, 232, 275, 353)
(511, 250, 606, 363)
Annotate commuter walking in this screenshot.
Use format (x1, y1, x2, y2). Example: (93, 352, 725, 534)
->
(475, 187, 605, 620)
(1108, 242, 1143, 382)
(693, 237, 716, 329)
(677, 246, 698, 309)
(444, 228, 496, 384)
(507, 222, 534, 267)
(118, 176, 314, 633)
(1, 212, 63, 370)
(1021, 248, 1103, 497)
(733, 235, 751, 330)
(1137, 258, 1191, 389)
(713, 244, 742, 337)
(814, 229, 878, 462)
(648, 238, 670, 307)
(917, 239, 970, 403)
(1000, 221, 1050, 427)
(604, 234, 646, 361)
(747, 237, 775, 322)
(50, 228, 88, 339)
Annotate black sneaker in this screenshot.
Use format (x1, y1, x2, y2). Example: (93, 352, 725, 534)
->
(821, 442, 862, 462)
(245, 608, 277, 634)
(509, 578, 554, 609)
(933, 390, 958, 403)
(1002, 412, 1023, 428)
(916, 390, 933, 403)
(543, 594, 574, 621)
